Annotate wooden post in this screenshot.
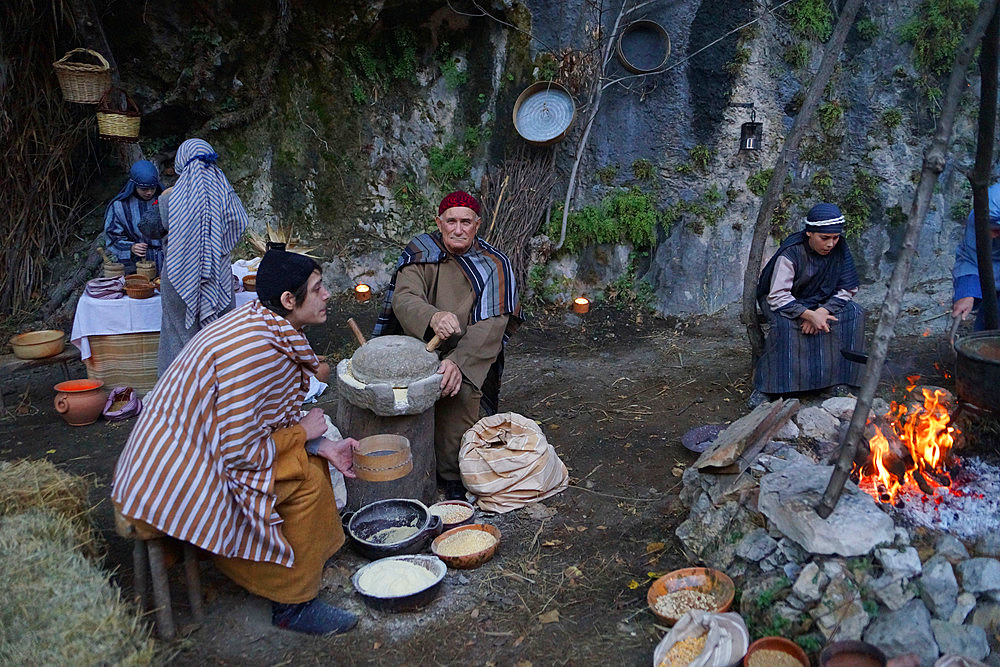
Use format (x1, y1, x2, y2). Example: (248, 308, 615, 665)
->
(816, 0, 1000, 518)
(972, 6, 1000, 331)
(741, 0, 864, 363)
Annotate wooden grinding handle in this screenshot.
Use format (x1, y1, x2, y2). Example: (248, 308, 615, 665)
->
(426, 334, 442, 352)
(347, 318, 366, 346)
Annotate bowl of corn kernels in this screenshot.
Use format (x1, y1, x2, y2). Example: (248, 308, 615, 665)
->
(431, 524, 500, 569)
(647, 567, 735, 625)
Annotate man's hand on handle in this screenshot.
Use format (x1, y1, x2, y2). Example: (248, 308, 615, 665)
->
(131, 242, 148, 258)
(437, 358, 462, 397)
(953, 296, 975, 320)
(430, 311, 462, 340)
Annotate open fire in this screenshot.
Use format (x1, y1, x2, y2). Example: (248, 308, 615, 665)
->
(856, 377, 960, 506)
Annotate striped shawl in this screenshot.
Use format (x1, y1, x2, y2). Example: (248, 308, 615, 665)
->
(112, 301, 319, 566)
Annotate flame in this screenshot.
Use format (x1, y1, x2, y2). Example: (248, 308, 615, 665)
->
(860, 381, 959, 504)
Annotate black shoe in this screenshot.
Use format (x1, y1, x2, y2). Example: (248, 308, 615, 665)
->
(443, 480, 467, 501)
(272, 598, 358, 635)
(746, 389, 771, 409)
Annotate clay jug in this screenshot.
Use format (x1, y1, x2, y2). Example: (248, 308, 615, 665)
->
(135, 260, 157, 281)
(53, 379, 108, 426)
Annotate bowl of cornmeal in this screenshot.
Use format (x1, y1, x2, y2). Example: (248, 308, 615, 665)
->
(352, 554, 446, 612)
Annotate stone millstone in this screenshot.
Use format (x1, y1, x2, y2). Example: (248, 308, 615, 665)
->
(758, 463, 895, 557)
(349, 335, 440, 386)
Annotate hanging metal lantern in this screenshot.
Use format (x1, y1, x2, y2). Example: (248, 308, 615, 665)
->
(740, 109, 763, 151)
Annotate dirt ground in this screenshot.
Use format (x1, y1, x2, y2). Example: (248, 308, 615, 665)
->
(0, 298, 954, 666)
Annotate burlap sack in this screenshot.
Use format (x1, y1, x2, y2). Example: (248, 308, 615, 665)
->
(459, 412, 568, 513)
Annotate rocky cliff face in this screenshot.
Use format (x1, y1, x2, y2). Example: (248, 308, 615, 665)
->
(99, 0, 982, 325)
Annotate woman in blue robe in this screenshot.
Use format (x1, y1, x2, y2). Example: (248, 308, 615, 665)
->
(103, 160, 163, 274)
(750, 203, 866, 406)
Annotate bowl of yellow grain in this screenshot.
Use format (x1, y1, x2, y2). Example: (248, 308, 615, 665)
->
(430, 523, 500, 569)
(647, 567, 735, 625)
(744, 636, 808, 667)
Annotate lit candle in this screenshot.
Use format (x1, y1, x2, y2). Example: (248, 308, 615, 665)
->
(573, 297, 590, 314)
(354, 284, 371, 302)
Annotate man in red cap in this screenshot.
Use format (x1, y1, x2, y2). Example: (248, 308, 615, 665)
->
(374, 191, 521, 499)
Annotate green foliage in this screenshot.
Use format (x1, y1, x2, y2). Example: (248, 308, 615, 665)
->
(675, 163, 694, 175)
(394, 180, 428, 213)
(662, 187, 728, 236)
(428, 141, 471, 185)
(857, 16, 880, 41)
(786, 0, 833, 42)
(550, 189, 661, 252)
(817, 100, 845, 133)
(900, 0, 980, 78)
(951, 201, 969, 222)
(881, 107, 904, 130)
(438, 42, 468, 90)
(464, 126, 488, 149)
(349, 27, 421, 104)
(526, 263, 547, 299)
(842, 169, 881, 236)
(795, 634, 824, 654)
(596, 165, 619, 185)
(605, 251, 655, 310)
(784, 42, 811, 69)
(748, 169, 774, 197)
(887, 204, 908, 227)
(691, 144, 712, 171)
(724, 47, 751, 75)
(631, 158, 655, 181)
(801, 135, 843, 164)
(811, 168, 834, 199)
(533, 52, 559, 81)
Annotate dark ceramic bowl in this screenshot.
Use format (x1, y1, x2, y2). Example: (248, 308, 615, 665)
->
(351, 554, 446, 612)
(343, 498, 443, 560)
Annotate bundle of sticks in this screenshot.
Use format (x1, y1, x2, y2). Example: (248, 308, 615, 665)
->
(479, 147, 559, 291)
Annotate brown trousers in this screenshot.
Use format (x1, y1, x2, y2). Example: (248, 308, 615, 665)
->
(434, 380, 482, 481)
(214, 451, 345, 604)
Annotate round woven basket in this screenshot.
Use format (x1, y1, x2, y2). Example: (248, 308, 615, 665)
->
(53, 48, 112, 104)
(96, 88, 141, 143)
(616, 20, 671, 74)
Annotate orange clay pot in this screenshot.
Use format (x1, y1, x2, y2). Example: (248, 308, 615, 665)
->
(53, 379, 108, 426)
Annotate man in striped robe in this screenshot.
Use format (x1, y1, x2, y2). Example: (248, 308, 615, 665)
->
(374, 191, 521, 500)
(112, 246, 360, 635)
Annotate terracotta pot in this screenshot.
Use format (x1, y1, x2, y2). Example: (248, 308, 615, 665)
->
(53, 379, 108, 426)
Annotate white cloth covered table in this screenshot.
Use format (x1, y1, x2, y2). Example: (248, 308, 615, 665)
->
(71, 290, 256, 359)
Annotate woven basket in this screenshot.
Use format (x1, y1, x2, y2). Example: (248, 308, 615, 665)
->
(53, 48, 112, 104)
(96, 88, 141, 142)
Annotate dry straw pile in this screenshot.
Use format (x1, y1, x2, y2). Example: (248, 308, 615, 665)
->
(0, 460, 156, 664)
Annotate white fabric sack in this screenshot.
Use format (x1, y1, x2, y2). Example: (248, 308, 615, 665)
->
(651, 610, 749, 667)
(459, 412, 568, 513)
(298, 412, 348, 511)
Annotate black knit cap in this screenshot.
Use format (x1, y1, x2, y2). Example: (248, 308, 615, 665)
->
(257, 245, 320, 303)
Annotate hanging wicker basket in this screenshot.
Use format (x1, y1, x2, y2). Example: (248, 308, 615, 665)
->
(53, 48, 112, 104)
(96, 88, 141, 143)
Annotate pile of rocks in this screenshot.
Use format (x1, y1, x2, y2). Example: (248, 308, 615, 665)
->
(676, 396, 998, 665)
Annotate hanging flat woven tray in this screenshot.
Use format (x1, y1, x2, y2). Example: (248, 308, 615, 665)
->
(512, 81, 576, 146)
(53, 48, 112, 104)
(96, 88, 141, 143)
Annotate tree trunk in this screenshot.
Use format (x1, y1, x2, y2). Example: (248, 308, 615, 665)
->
(816, 0, 1000, 518)
(741, 0, 863, 363)
(973, 6, 1000, 331)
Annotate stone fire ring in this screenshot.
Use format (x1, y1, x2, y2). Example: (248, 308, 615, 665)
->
(336, 359, 441, 417)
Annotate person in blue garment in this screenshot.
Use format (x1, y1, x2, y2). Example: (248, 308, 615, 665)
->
(951, 182, 1000, 330)
(103, 160, 164, 275)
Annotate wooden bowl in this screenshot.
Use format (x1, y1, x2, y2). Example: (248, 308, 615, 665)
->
(124, 273, 148, 286)
(428, 500, 476, 529)
(431, 524, 500, 569)
(10, 330, 65, 359)
(646, 566, 735, 625)
(242, 274, 256, 292)
(744, 636, 809, 667)
(125, 284, 154, 299)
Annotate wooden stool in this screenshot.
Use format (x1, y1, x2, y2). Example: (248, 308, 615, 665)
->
(114, 508, 204, 640)
(0, 347, 81, 409)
